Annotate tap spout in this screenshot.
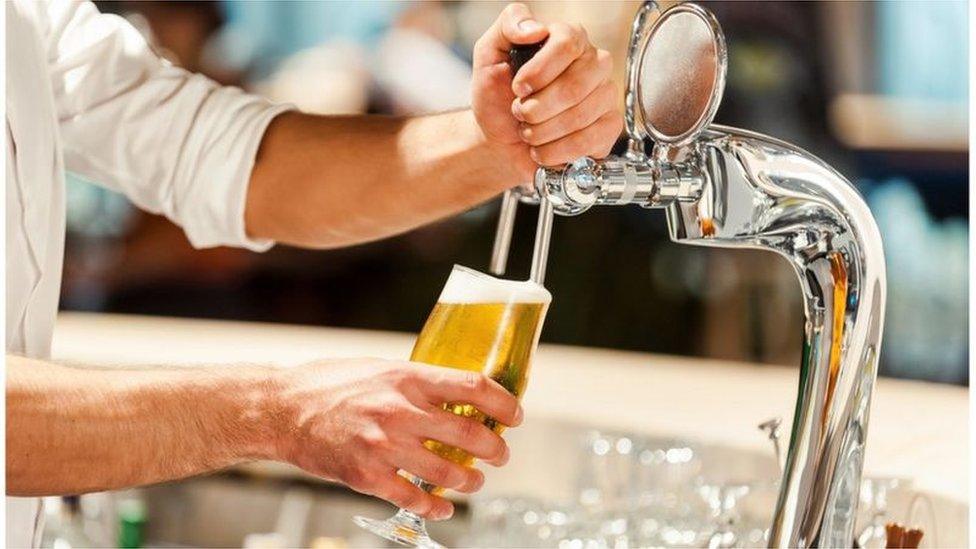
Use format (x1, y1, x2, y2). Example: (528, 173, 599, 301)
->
(532, 122, 886, 547)
(667, 125, 887, 547)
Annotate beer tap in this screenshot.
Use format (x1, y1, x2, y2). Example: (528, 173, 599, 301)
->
(495, 2, 888, 547)
(490, 42, 563, 285)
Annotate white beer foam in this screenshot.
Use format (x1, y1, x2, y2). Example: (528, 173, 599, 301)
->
(438, 265, 552, 304)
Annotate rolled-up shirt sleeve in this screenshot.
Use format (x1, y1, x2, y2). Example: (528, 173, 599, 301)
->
(46, 0, 294, 251)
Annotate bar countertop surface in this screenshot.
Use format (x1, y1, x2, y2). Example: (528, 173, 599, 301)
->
(51, 312, 968, 507)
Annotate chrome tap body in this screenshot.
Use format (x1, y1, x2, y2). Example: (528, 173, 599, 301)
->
(535, 125, 886, 547)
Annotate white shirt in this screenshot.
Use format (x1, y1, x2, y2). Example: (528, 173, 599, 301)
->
(6, 1, 290, 545)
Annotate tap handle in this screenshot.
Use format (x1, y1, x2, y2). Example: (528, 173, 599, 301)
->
(489, 41, 546, 276)
(509, 41, 545, 75)
(509, 41, 555, 286)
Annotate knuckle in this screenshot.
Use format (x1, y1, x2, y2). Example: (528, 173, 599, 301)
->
(473, 35, 493, 58)
(464, 469, 485, 492)
(522, 107, 543, 125)
(541, 143, 567, 165)
(345, 464, 375, 490)
(502, 398, 520, 424)
(570, 108, 589, 132)
(395, 487, 419, 509)
(504, 2, 528, 17)
(562, 78, 587, 103)
(465, 372, 488, 393)
(358, 427, 393, 452)
(456, 416, 479, 441)
(605, 111, 624, 136)
(531, 146, 554, 166)
(596, 49, 613, 71)
(431, 461, 456, 486)
(367, 399, 398, 424)
(524, 125, 547, 146)
(403, 490, 430, 515)
(569, 24, 588, 53)
(342, 466, 364, 487)
(556, 35, 577, 57)
(456, 418, 481, 440)
(489, 437, 507, 461)
(383, 370, 411, 392)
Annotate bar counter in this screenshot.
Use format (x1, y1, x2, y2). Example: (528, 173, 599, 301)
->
(51, 313, 968, 536)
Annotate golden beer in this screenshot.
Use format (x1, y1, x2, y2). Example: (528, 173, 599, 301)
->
(354, 266, 550, 547)
(412, 266, 550, 479)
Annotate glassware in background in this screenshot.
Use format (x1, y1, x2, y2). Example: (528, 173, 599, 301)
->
(354, 265, 551, 548)
(473, 433, 811, 548)
(468, 496, 575, 549)
(697, 483, 751, 548)
(905, 492, 938, 548)
(857, 477, 911, 548)
(732, 480, 779, 547)
(575, 432, 708, 548)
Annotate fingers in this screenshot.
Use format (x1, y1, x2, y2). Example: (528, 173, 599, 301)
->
(510, 22, 589, 98)
(519, 81, 617, 146)
(396, 446, 486, 493)
(419, 407, 511, 466)
(421, 369, 522, 428)
(528, 110, 623, 166)
(379, 474, 455, 520)
(473, 3, 549, 68)
(513, 47, 611, 124)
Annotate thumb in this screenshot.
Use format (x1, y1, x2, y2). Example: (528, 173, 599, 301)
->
(499, 3, 548, 46)
(474, 3, 549, 67)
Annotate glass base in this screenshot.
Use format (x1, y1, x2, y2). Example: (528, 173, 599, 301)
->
(353, 509, 444, 549)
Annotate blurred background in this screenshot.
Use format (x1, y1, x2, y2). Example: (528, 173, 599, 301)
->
(63, 0, 968, 387)
(45, 1, 968, 548)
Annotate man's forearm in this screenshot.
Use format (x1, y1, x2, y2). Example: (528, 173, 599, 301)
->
(6, 356, 278, 496)
(245, 110, 525, 249)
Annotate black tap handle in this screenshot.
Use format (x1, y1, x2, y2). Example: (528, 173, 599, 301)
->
(509, 42, 545, 76)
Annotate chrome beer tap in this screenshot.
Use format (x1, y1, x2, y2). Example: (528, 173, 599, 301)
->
(489, 43, 556, 285)
(490, 3, 888, 547)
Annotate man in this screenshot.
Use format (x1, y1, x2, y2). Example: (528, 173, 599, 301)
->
(6, 0, 622, 545)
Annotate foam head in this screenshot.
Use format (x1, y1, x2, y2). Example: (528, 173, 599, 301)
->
(438, 265, 552, 304)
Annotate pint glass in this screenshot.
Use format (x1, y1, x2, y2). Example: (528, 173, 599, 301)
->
(355, 265, 551, 548)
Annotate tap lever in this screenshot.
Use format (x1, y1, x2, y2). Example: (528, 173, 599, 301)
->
(509, 42, 545, 75)
(488, 41, 546, 277)
(529, 194, 554, 285)
(489, 189, 519, 276)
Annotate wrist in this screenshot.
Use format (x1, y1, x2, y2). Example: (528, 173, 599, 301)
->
(234, 365, 287, 462)
(458, 110, 534, 189)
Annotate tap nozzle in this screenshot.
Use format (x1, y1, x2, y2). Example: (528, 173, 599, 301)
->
(532, 155, 704, 214)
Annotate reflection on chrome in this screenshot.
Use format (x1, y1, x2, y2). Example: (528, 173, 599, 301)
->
(496, 2, 887, 546)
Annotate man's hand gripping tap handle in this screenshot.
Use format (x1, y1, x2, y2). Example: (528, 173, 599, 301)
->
(490, 42, 554, 285)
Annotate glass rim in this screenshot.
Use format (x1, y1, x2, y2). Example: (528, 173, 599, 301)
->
(439, 264, 552, 305)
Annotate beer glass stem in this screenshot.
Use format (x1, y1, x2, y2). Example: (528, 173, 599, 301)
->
(352, 476, 444, 548)
(391, 507, 426, 533)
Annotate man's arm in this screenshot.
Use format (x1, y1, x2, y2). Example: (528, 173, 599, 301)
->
(7, 355, 521, 520)
(6, 356, 275, 495)
(51, 1, 619, 252)
(244, 110, 517, 248)
(245, 4, 622, 248)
